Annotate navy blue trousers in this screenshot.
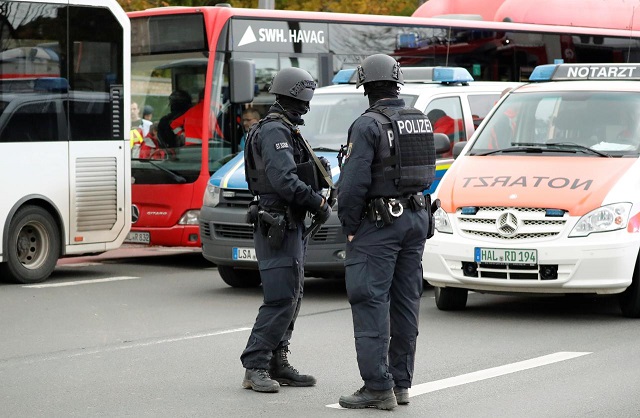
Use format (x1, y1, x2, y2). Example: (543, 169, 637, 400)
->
(241, 222, 306, 369)
(344, 208, 428, 391)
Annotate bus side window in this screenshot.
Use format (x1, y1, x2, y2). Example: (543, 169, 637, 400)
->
(0, 101, 61, 143)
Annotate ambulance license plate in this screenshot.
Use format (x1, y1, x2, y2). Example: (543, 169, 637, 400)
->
(233, 247, 257, 261)
(474, 247, 537, 265)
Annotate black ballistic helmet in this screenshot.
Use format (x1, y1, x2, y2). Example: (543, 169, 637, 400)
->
(356, 54, 404, 89)
(269, 67, 317, 102)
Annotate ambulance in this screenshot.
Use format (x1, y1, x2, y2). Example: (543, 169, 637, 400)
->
(423, 63, 640, 317)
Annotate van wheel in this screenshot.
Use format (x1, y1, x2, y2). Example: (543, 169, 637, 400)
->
(619, 253, 640, 318)
(434, 286, 468, 311)
(218, 265, 261, 288)
(0, 206, 60, 284)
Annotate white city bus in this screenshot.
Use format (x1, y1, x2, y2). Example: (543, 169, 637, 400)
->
(0, 0, 131, 284)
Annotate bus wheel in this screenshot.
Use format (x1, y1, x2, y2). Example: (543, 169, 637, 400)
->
(434, 286, 468, 311)
(1, 206, 60, 284)
(218, 265, 261, 288)
(619, 253, 640, 318)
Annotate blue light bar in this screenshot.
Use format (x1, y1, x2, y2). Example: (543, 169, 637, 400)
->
(332, 69, 356, 84)
(34, 77, 69, 93)
(529, 64, 559, 81)
(432, 67, 474, 84)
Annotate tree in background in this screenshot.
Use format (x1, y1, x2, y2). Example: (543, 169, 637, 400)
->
(117, 0, 417, 16)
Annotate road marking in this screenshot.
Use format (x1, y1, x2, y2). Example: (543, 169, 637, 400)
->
(0, 327, 253, 368)
(23, 276, 140, 288)
(326, 351, 591, 409)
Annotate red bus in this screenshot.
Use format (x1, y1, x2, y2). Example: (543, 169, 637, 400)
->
(125, 5, 640, 248)
(414, 0, 640, 31)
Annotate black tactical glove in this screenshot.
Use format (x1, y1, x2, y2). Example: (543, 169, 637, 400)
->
(314, 201, 332, 225)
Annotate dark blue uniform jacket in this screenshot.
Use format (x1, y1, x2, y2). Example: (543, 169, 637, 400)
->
(256, 106, 323, 213)
(337, 98, 405, 236)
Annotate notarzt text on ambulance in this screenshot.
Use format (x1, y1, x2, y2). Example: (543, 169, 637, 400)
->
(462, 176, 593, 190)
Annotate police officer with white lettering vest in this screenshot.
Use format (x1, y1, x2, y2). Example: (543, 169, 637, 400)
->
(337, 54, 436, 410)
(242, 67, 333, 393)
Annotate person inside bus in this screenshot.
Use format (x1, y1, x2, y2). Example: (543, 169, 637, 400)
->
(170, 89, 206, 146)
(131, 101, 152, 137)
(143, 105, 154, 123)
(239, 108, 261, 150)
(157, 89, 192, 148)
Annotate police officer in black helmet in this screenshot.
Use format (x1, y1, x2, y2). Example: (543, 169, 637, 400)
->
(241, 67, 332, 393)
(337, 54, 436, 410)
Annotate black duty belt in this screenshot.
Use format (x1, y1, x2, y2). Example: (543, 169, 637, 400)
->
(364, 194, 427, 225)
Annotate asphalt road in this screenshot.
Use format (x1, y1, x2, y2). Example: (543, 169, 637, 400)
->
(1, 247, 640, 417)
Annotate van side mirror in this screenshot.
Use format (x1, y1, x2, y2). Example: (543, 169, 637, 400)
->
(229, 59, 255, 104)
(452, 141, 467, 159)
(434, 133, 450, 154)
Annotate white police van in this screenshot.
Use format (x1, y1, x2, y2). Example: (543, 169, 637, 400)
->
(199, 67, 520, 287)
(424, 63, 640, 317)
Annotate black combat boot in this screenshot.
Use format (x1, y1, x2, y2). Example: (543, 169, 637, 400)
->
(268, 347, 317, 387)
(393, 386, 410, 405)
(339, 386, 397, 410)
(242, 368, 280, 393)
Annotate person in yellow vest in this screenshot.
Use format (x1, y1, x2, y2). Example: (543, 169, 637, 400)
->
(130, 127, 144, 157)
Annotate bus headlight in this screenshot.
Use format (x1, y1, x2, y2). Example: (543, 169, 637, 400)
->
(203, 184, 221, 207)
(179, 210, 200, 225)
(569, 203, 631, 237)
(434, 207, 453, 234)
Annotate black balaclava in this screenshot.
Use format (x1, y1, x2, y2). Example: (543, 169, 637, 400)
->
(363, 81, 400, 107)
(276, 95, 310, 125)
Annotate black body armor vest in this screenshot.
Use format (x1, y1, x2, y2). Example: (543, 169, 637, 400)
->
(245, 113, 321, 196)
(364, 106, 436, 196)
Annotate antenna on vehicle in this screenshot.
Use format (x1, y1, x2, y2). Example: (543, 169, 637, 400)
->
(627, 3, 637, 63)
(445, 27, 451, 67)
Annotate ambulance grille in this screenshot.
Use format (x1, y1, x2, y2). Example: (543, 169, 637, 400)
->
(75, 157, 118, 232)
(456, 206, 567, 240)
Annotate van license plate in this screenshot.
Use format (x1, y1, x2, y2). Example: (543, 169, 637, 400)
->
(474, 247, 537, 265)
(125, 231, 150, 244)
(233, 247, 257, 261)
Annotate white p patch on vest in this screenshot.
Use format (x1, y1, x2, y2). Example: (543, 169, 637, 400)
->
(275, 142, 289, 150)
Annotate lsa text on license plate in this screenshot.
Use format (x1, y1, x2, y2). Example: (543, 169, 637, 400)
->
(233, 247, 257, 261)
(474, 247, 537, 265)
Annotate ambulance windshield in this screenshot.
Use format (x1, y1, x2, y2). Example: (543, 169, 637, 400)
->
(470, 91, 640, 157)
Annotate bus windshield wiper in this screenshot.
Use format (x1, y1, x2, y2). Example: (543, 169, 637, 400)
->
(545, 142, 611, 157)
(136, 159, 187, 183)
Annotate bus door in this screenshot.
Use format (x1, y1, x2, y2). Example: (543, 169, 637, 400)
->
(67, 6, 128, 246)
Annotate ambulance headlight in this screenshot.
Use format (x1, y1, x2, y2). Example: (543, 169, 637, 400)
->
(203, 184, 221, 207)
(569, 203, 632, 237)
(434, 207, 453, 234)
